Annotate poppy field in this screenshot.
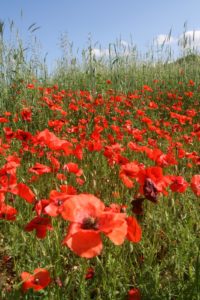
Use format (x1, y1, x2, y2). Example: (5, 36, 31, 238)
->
(0, 53, 200, 299)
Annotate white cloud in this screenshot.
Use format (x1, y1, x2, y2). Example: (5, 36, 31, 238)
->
(120, 40, 129, 47)
(91, 39, 137, 59)
(91, 40, 131, 58)
(91, 48, 109, 58)
(155, 34, 175, 46)
(179, 30, 200, 48)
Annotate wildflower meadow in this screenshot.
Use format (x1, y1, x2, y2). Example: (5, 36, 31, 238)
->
(0, 22, 200, 300)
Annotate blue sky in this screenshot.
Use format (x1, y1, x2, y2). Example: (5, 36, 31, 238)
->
(1, 0, 200, 69)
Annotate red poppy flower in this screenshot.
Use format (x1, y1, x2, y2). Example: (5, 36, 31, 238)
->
(119, 162, 141, 188)
(29, 163, 52, 175)
(156, 152, 178, 167)
(138, 166, 171, 197)
(85, 267, 95, 279)
(60, 185, 77, 194)
(21, 268, 51, 292)
(48, 155, 60, 171)
(26, 83, 35, 89)
(0, 202, 17, 221)
(44, 190, 71, 217)
(36, 129, 72, 155)
(143, 85, 153, 92)
(24, 216, 53, 239)
(20, 108, 32, 122)
(149, 101, 158, 109)
(62, 194, 128, 258)
(0, 116, 9, 123)
(4, 155, 21, 173)
(191, 175, 200, 196)
(15, 129, 32, 142)
(0, 172, 18, 194)
(3, 127, 14, 140)
(16, 183, 35, 203)
(73, 144, 83, 160)
(126, 216, 142, 242)
(56, 173, 67, 181)
(169, 176, 188, 193)
(34, 199, 50, 216)
(76, 177, 85, 185)
(128, 288, 141, 300)
(63, 162, 83, 177)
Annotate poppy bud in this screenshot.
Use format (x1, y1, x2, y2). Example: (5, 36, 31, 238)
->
(143, 178, 158, 203)
(131, 198, 144, 215)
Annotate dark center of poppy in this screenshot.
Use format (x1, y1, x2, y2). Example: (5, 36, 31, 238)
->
(56, 199, 63, 206)
(35, 219, 43, 224)
(82, 217, 99, 230)
(34, 278, 40, 284)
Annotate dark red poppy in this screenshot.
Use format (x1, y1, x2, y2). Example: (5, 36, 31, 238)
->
(131, 198, 145, 215)
(85, 267, 95, 279)
(143, 178, 159, 203)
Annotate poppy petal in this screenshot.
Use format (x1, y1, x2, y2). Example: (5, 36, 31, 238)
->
(61, 194, 105, 222)
(99, 212, 127, 245)
(126, 216, 142, 243)
(63, 227, 102, 258)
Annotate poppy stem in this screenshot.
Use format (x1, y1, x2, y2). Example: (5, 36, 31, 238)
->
(95, 256, 107, 276)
